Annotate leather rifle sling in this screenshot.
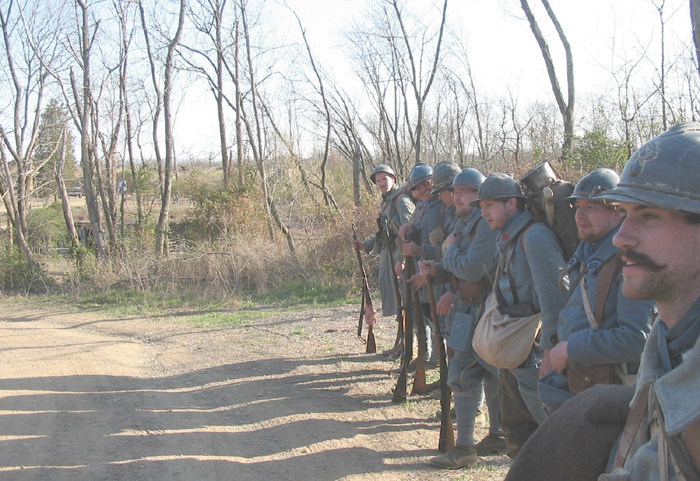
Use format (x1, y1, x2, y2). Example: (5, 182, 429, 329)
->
(613, 383, 651, 470)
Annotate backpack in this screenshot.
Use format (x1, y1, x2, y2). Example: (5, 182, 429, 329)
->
(520, 161, 579, 260)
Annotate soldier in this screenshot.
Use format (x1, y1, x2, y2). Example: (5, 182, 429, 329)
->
(474, 173, 567, 458)
(420, 168, 505, 469)
(353, 164, 414, 356)
(393, 163, 437, 362)
(537, 169, 655, 413)
(401, 162, 461, 364)
(596, 122, 700, 480)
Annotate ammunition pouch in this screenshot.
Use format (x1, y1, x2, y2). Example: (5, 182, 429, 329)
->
(450, 275, 490, 303)
(566, 362, 635, 393)
(566, 363, 620, 393)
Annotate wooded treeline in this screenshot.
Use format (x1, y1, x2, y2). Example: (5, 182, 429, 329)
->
(1, 0, 700, 293)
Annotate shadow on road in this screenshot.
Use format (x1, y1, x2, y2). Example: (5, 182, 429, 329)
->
(0, 353, 439, 480)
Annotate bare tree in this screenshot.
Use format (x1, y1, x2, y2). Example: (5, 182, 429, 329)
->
(0, 0, 49, 263)
(288, 5, 341, 212)
(182, 0, 234, 186)
(70, 0, 108, 257)
(655, 0, 670, 130)
(389, 0, 447, 165)
(115, 0, 144, 225)
(54, 129, 80, 249)
(238, 0, 296, 254)
(520, 0, 575, 161)
(692, 0, 700, 80)
(138, 0, 187, 255)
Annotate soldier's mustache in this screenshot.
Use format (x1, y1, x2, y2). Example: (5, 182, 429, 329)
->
(620, 249, 664, 272)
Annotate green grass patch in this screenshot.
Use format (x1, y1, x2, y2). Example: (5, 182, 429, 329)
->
(249, 280, 354, 307)
(22, 279, 356, 326)
(186, 310, 269, 326)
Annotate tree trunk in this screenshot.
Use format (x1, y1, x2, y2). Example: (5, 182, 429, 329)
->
(692, 0, 700, 81)
(155, 0, 186, 256)
(54, 131, 80, 249)
(0, 142, 34, 265)
(520, 0, 575, 161)
(76, 1, 106, 258)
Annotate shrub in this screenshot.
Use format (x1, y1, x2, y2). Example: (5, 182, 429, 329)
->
(26, 202, 71, 254)
(0, 248, 56, 294)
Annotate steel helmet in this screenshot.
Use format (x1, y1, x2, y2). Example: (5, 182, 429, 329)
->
(451, 168, 486, 191)
(471, 173, 525, 207)
(431, 162, 461, 194)
(408, 163, 433, 190)
(568, 168, 620, 201)
(370, 164, 397, 184)
(598, 122, 700, 214)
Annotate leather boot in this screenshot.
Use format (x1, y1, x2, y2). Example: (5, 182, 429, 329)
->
(429, 445, 478, 469)
(475, 433, 507, 455)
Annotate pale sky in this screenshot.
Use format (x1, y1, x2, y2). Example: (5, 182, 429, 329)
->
(174, 0, 693, 159)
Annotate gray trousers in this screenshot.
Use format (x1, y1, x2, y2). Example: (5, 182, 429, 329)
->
(448, 347, 501, 446)
(499, 347, 549, 458)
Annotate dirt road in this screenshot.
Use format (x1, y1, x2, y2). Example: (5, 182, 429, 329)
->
(0, 300, 510, 481)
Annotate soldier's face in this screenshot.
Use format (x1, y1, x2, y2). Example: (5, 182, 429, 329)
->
(438, 189, 454, 207)
(574, 199, 622, 242)
(613, 202, 700, 305)
(374, 172, 395, 193)
(452, 187, 478, 217)
(479, 198, 515, 231)
(412, 179, 433, 201)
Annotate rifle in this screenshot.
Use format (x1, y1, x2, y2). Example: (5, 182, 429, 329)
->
(426, 275, 455, 453)
(392, 248, 417, 403)
(408, 255, 427, 395)
(352, 224, 376, 353)
(378, 217, 403, 356)
(383, 218, 409, 403)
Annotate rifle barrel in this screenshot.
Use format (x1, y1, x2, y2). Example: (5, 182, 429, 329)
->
(426, 275, 455, 453)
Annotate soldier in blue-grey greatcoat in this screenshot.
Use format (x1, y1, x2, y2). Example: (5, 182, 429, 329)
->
(474, 173, 567, 459)
(595, 122, 700, 481)
(353, 164, 414, 355)
(538, 168, 654, 414)
(421, 168, 505, 469)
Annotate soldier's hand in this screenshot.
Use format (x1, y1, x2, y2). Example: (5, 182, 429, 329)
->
(444, 232, 459, 249)
(549, 341, 568, 374)
(394, 260, 405, 279)
(418, 260, 436, 277)
(408, 273, 426, 291)
(352, 239, 366, 252)
(401, 241, 421, 257)
(436, 290, 454, 316)
(399, 223, 414, 239)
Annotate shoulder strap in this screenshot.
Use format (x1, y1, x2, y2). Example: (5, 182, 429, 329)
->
(613, 383, 652, 471)
(594, 251, 623, 325)
(500, 221, 535, 306)
(519, 221, 535, 253)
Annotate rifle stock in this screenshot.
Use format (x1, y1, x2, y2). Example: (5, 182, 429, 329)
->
(426, 276, 455, 453)
(410, 259, 427, 395)
(384, 219, 410, 404)
(352, 224, 377, 353)
(358, 285, 365, 338)
(393, 255, 415, 403)
(366, 324, 376, 353)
